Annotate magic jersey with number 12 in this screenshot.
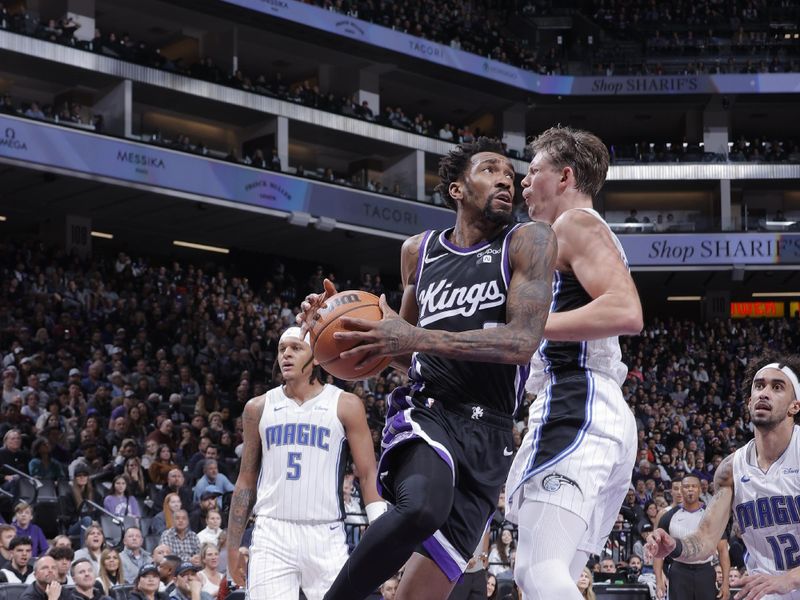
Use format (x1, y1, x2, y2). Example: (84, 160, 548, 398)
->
(253, 383, 348, 522)
(733, 425, 800, 593)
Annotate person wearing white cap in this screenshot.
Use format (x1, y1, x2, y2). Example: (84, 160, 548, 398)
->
(226, 326, 385, 600)
(647, 354, 800, 600)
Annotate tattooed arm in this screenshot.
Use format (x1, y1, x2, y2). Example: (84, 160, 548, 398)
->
(646, 454, 734, 562)
(226, 395, 264, 587)
(336, 222, 557, 366)
(545, 208, 643, 341)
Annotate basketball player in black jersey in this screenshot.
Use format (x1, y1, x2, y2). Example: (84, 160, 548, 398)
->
(299, 137, 558, 600)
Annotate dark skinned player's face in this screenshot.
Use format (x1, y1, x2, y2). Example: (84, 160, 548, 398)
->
(450, 152, 515, 226)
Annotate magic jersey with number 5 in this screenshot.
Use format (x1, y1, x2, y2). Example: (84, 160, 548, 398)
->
(733, 425, 800, 596)
(253, 383, 349, 522)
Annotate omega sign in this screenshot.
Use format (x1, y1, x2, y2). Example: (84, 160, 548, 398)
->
(0, 127, 27, 151)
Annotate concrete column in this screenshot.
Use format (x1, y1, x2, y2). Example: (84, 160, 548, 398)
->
(93, 80, 131, 137)
(276, 116, 288, 173)
(501, 103, 526, 157)
(720, 179, 732, 231)
(415, 150, 425, 201)
(28, 0, 94, 40)
(319, 65, 386, 116)
(703, 97, 731, 157)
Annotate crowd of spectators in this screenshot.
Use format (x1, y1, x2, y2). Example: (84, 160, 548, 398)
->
(0, 237, 798, 596)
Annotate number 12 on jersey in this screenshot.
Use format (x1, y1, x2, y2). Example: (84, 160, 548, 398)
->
(766, 533, 800, 570)
(287, 452, 302, 480)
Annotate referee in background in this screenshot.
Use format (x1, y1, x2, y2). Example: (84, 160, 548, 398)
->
(653, 475, 730, 600)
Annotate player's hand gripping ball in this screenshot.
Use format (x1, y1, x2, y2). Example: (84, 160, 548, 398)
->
(309, 290, 392, 380)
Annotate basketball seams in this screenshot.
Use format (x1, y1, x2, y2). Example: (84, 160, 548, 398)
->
(312, 302, 381, 353)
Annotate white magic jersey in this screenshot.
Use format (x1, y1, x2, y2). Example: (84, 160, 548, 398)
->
(733, 425, 800, 598)
(527, 208, 628, 394)
(253, 384, 348, 522)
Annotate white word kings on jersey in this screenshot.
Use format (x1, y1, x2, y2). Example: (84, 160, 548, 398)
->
(733, 425, 800, 597)
(253, 383, 348, 522)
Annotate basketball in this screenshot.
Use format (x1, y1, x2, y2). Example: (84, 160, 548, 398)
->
(310, 290, 393, 381)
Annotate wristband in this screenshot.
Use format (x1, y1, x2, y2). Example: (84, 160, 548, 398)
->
(668, 539, 683, 560)
(365, 501, 388, 523)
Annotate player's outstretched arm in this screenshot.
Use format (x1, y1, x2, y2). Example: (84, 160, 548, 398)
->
(646, 455, 734, 563)
(338, 392, 386, 520)
(226, 396, 264, 587)
(336, 223, 557, 366)
(545, 209, 643, 341)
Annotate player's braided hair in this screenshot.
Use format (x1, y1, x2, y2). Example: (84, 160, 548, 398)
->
(435, 137, 506, 210)
(743, 352, 800, 422)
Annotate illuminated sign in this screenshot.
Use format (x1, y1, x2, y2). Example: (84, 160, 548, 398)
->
(730, 302, 785, 319)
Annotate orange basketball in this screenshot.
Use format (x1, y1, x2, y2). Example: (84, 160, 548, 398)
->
(310, 290, 392, 381)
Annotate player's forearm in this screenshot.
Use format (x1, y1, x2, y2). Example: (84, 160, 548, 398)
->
(675, 532, 717, 562)
(413, 325, 538, 365)
(227, 484, 256, 550)
(359, 470, 382, 505)
(544, 294, 642, 342)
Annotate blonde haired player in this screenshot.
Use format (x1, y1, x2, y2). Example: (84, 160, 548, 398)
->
(647, 355, 800, 600)
(226, 327, 385, 600)
(504, 126, 643, 600)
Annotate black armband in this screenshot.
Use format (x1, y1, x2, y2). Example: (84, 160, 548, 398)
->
(668, 539, 683, 560)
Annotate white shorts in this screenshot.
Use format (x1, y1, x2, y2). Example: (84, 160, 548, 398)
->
(505, 371, 637, 555)
(248, 516, 349, 600)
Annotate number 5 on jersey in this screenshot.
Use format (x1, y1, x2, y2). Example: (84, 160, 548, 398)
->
(287, 452, 302, 480)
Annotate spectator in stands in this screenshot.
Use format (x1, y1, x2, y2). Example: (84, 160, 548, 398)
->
(152, 493, 181, 536)
(122, 456, 147, 498)
(188, 490, 219, 533)
(154, 469, 192, 510)
(0, 524, 16, 567)
(577, 566, 596, 600)
(488, 526, 516, 577)
(145, 420, 174, 451)
(148, 445, 178, 486)
(104, 475, 141, 521)
(196, 510, 222, 548)
(73, 523, 105, 575)
(168, 561, 209, 600)
(191, 461, 233, 503)
(190, 445, 229, 481)
(0, 536, 35, 583)
(380, 576, 399, 600)
(0, 429, 30, 477)
(120, 527, 152, 584)
(63, 464, 94, 538)
(195, 545, 221, 597)
(156, 554, 180, 596)
(160, 510, 200, 562)
(94, 548, 123, 595)
(12, 503, 48, 557)
(28, 437, 66, 479)
(130, 564, 162, 600)
(70, 558, 111, 600)
(19, 555, 70, 600)
(48, 546, 74, 585)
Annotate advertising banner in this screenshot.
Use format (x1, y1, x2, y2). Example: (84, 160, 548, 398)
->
(221, 0, 800, 96)
(0, 115, 454, 236)
(621, 234, 800, 266)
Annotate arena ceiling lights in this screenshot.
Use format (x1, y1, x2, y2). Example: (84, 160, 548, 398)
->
(667, 296, 702, 302)
(173, 240, 230, 254)
(90, 230, 114, 239)
(752, 292, 800, 298)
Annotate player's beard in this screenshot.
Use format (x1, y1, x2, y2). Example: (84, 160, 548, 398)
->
(482, 192, 514, 225)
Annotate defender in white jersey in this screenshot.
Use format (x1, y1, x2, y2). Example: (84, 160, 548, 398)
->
(504, 126, 643, 600)
(225, 327, 385, 600)
(647, 355, 800, 600)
